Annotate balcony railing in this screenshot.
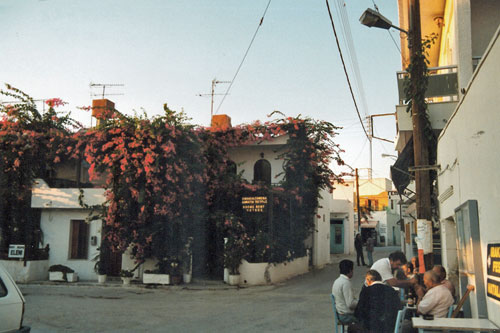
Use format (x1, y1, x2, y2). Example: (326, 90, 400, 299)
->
(396, 65, 458, 104)
(395, 65, 459, 134)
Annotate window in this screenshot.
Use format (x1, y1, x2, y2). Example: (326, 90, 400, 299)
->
(253, 159, 271, 185)
(69, 220, 89, 259)
(391, 200, 394, 210)
(0, 279, 7, 297)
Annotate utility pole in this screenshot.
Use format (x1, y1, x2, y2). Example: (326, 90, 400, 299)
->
(356, 168, 361, 233)
(409, 0, 432, 272)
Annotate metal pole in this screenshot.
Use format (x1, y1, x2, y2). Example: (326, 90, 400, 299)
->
(356, 168, 361, 233)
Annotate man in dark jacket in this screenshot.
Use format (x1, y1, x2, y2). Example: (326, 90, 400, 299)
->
(354, 234, 366, 266)
(355, 270, 402, 332)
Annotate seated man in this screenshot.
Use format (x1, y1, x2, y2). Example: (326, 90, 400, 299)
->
(332, 259, 358, 324)
(417, 270, 454, 318)
(402, 270, 455, 333)
(432, 265, 456, 298)
(355, 270, 401, 332)
(371, 251, 417, 289)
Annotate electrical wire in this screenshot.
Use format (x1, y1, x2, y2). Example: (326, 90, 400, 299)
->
(214, 0, 272, 115)
(334, 0, 369, 118)
(325, 0, 369, 139)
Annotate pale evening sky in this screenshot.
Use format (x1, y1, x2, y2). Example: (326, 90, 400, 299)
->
(0, 0, 404, 179)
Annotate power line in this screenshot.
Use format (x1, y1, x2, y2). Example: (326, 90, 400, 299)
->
(214, 0, 272, 115)
(325, 0, 369, 139)
(369, 0, 402, 54)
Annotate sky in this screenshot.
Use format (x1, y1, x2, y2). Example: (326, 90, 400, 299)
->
(0, 0, 403, 180)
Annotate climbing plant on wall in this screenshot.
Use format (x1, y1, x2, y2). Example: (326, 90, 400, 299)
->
(0, 84, 81, 258)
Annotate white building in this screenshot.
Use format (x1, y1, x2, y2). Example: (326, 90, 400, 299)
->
(392, 0, 500, 325)
(437, 25, 500, 325)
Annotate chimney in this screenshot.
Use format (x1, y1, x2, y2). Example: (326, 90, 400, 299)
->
(210, 114, 232, 131)
(92, 99, 115, 126)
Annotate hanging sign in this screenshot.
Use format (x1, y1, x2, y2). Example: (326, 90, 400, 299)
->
(8, 244, 25, 259)
(242, 196, 267, 213)
(487, 243, 500, 278)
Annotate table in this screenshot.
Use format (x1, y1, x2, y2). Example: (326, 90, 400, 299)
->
(412, 317, 499, 332)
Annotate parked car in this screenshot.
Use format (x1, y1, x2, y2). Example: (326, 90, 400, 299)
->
(0, 263, 30, 332)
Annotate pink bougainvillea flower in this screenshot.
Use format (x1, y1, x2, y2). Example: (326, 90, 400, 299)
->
(45, 98, 67, 108)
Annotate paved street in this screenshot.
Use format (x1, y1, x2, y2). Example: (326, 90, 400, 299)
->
(21, 247, 399, 332)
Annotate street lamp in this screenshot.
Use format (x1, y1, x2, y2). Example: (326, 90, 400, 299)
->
(360, 1, 433, 272)
(359, 8, 408, 34)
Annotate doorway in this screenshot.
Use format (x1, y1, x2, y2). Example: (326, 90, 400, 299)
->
(330, 219, 344, 254)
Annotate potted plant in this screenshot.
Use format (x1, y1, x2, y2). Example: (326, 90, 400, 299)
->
(222, 218, 249, 286)
(120, 269, 134, 285)
(92, 253, 107, 284)
(48, 265, 78, 282)
(181, 237, 193, 284)
(143, 257, 170, 285)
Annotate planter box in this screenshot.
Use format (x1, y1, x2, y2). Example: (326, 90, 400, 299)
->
(0, 260, 49, 283)
(228, 274, 240, 286)
(49, 271, 65, 282)
(239, 254, 309, 286)
(143, 273, 170, 285)
(49, 271, 78, 282)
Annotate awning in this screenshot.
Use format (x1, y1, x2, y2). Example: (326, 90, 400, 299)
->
(360, 221, 378, 228)
(391, 137, 414, 195)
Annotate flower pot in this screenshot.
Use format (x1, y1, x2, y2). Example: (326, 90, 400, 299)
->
(49, 271, 65, 282)
(97, 274, 107, 284)
(121, 277, 132, 285)
(171, 274, 182, 285)
(66, 272, 78, 283)
(228, 274, 240, 286)
(143, 273, 170, 285)
(183, 273, 192, 284)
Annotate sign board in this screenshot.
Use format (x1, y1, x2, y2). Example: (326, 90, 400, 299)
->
(487, 278, 500, 302)
(242, 196, 267, 213)
(487, 243, 500, 278)
(8, 244, 25, 259)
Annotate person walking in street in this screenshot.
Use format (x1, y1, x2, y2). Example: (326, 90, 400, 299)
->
(331, 260, 358, 324)
(366, 235, 374, 266)
(354, 234, 366, 266)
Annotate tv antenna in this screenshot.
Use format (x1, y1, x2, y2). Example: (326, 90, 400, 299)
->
(197, 78, 231, 117)
(89, 82, 124, 99)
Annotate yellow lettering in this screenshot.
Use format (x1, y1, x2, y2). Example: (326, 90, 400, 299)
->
(493, 261, 500, 274)
(488, 282, 500, 298)
(491, 247, 500, 258)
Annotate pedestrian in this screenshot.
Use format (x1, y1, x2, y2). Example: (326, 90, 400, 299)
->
(354, 234, 366, 266)
(331, 260, 358, 324)
(366, 234, 374, 266)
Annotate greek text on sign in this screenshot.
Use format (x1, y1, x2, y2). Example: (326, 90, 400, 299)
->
(242, 196, 267, 213)
(487, 278, 500, 302)
(8, 244, 25, 259)
(487, 243, 500, 278)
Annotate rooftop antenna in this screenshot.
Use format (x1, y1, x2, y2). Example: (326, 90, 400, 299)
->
(89, 82, 124, 99)
(197, 78, 231, 117)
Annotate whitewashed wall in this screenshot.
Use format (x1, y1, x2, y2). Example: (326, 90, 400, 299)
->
(228, 135, 288, 184)
(437, 27, 500, 325)
(313, 189, 332, 268)
(40, 209, 102, 281)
